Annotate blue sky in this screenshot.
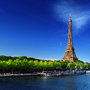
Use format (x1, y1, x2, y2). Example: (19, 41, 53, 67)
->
(0, 0, 90, 62)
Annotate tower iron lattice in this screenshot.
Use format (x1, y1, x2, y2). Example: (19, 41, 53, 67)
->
(62, 17, 78, 62)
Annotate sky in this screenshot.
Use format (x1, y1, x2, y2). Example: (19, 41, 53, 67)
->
(0, 0, 90, 62)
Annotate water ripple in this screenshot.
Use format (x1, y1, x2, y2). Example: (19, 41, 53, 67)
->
(0, 74, 90, 90)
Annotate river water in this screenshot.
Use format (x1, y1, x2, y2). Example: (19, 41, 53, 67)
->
(0, 74, 90, 90)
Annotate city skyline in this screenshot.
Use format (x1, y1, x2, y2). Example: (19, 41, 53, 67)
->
(0, 0, 90, 62)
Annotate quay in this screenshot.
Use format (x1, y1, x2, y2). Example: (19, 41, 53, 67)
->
(0, 71, 53, 78)
(0, 70, 89, 78)
(0, 73, 38, 78)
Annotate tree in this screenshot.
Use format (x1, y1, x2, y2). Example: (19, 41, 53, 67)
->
(79, 63, 85, 69)
(53, 61, 61, 69)
(29, 57, 35, 60)
(19, 56, 27, 60)
(43, 61, 48, 69)
(84, 62, 89, 69)
(75, 63, 80, 70)
(6, 59, 13, 72)
(28, 60, 34, 69)
(47, 61, 53, 69)
(13, 59, 21, 70)
(1, 61, 7, 73)
(39, 61, 44, 69)
(60, 61, 68, 68)
(33, 60, 39, 69)
(67, 62, 75, 71)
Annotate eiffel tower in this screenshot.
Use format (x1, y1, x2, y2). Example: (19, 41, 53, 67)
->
(62, 16, 78, 62)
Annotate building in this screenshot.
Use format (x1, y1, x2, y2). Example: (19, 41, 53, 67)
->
(62, 17, 78, 62)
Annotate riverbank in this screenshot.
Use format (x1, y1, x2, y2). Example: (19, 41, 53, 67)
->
(0, 73, 38, 78)
(0, 70, 89, 78)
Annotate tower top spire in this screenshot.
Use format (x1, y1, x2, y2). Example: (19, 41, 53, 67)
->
(69, 14, 72, 22)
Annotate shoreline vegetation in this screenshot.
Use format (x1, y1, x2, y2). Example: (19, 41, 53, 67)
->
(0, 55, 90, 76)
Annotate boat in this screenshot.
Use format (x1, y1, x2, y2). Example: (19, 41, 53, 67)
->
(39, 70, 86, 77)
(63, 70, 86, 76)
(86, 70, 90, 74)
(44, 73, 52, 76)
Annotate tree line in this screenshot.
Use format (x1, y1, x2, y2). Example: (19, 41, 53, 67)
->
(0, 55, 37, 61)
(0, 55, 90, 74)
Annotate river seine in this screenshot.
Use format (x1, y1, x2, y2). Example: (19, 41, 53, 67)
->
(0, 74, 90, 90)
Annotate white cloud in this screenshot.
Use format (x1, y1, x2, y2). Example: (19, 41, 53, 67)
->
(52, 0, 90, 34)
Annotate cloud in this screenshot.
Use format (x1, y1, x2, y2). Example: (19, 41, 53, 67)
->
(52, 0, 90, 34)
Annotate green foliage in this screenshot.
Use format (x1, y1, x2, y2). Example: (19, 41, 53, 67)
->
(33, 60, 39, 69)
(0, 55, 37, 61)
(0, 55, 90, 73)
(53, 61, 62, 69)
(39, 61, 44, 69)
(60, 61, 67, 68)
(19, 56, 27, 60)
(28, 60, 34, 69)
(75, 60, 90, 69)
(67, 62, 75, 70)
(47, 61, 53, 68)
